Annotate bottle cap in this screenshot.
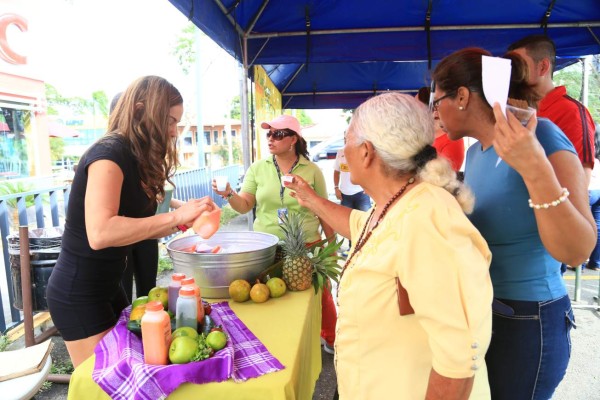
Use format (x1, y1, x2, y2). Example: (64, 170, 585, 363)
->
(181, 277, 196, 286)
(171, 273, 186, 282)
(145, 301, 164, 312)
(179, 286, 196, 296)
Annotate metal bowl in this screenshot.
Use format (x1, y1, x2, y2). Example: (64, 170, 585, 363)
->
(166, 231, 279, 298)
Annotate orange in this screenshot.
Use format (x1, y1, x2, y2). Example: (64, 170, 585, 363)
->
(130, 304, 147, 321)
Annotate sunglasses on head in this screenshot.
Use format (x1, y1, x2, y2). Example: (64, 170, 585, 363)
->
(266, 129, 294, 140)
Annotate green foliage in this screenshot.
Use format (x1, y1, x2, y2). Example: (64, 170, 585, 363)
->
(308, 237, 344, 294)
(342, 109, 354, 124)
(229, 96, 241, 119)
(172, 23, 198, 75)
(287, 110, 313, 126)
(213, 141, 242, 165)
(45, 83, 108, 117)
(50, 359, 74, 375)
(0, 334, 10, 352)
(92, 91, 109, 118)
(49, 137, 65, 162)
(554, 58, 600, 122)
(220, 204, 240, 225)
(41, 359, 74, 392)
(0, 181, 35, 208)
(158, 255, 174, 274)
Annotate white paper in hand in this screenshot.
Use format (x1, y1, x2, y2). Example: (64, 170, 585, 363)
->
(482, 56, 511, 115)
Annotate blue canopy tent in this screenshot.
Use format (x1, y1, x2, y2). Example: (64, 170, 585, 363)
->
(169, 0, 600, 108)
(168, 0, 600, 166)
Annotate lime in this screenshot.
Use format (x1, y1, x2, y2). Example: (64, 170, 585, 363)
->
(132, 295, 149, 309)
(206, 330, 227, 351)
(169, 336, 199, 364)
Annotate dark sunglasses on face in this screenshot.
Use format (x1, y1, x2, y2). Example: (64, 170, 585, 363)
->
(266, 129, 294, 140)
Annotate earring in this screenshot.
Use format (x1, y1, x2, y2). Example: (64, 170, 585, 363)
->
(459, 106, 464, 110)
(289, 144, 294, 152)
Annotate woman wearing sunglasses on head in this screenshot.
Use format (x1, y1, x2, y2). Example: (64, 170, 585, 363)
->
(212, 114, 337, 351)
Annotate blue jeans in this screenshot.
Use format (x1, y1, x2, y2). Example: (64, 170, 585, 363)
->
(340, 191, 371, 212)
(486, 295, 575, 400)
(587, 190, 600, 268)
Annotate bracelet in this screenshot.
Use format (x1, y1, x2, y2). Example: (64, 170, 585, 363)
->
(528, 188, 570, 210)
(223, 189, 235, 200)
(334, 186, 339, 189)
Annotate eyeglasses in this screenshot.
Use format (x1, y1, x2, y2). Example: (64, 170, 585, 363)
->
(429, 91, 456, 112)
(266, 129, 294, 140)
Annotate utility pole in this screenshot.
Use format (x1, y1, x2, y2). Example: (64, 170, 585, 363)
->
(195, 28, 206, 168)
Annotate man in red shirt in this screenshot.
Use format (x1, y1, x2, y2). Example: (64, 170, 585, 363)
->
(508, 35, 596, 183)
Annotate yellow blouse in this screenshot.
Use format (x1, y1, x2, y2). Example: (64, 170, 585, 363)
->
(336, 182, 493, 399)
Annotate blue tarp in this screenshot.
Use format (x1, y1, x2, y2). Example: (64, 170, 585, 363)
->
(169, 0, 600, 108)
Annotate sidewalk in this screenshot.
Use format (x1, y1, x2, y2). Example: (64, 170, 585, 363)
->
(9, 215, 600, 399)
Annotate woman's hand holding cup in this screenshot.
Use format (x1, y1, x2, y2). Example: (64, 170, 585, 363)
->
(212, 178, 231, 197)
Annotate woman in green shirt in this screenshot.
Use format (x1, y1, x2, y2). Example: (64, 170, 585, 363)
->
(213, 114, 337, 352)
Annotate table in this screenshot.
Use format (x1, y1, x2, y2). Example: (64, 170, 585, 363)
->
(1, 355, 52, 400)
(68, 289, 322, 400)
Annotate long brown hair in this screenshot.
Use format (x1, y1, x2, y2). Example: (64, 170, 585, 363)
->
(107, 76, 183, 202)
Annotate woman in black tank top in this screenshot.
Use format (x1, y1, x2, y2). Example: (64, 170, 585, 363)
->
(46, 76, 216, 368)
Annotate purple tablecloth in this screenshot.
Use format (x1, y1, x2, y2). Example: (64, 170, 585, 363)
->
(92, 302, 284, 400)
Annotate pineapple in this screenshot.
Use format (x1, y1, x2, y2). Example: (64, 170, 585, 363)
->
(280, 212, 313, 291)
(279, 212, 344, 293)
(308, 239, 343, 294)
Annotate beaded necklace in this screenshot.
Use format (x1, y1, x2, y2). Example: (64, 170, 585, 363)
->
(337, 177, 415, 298)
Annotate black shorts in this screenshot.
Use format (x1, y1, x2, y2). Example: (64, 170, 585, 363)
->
(46, 252, 129, 341)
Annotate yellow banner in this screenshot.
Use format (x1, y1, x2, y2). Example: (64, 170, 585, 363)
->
(254, 66, 282, 160)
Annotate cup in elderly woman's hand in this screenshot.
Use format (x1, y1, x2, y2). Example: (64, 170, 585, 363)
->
(506, 105, 536, 126)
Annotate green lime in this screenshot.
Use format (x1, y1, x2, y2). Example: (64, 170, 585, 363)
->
(132, 295, 149, 309)
(206, 330, 227, 351)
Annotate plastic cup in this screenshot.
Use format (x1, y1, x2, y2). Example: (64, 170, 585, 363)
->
(281, 175, 294, 186)
(214, 176, 228, 191)
(506, 104, 536, 126)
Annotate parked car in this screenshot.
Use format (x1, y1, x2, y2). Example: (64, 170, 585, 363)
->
(308, 136, 345, 162)
(308, 135, 345, 200)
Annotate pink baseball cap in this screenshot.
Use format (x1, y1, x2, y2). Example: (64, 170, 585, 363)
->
(261, 115, 302, 137)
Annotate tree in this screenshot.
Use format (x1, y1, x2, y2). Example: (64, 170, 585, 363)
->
(214, 141, 242, 165)
(172, 23, 198, 75)
(554, 57, 600, 122)
(49, 138, 65, 163)
(229, 96, 241, 119)
(92, 91, 109, 118)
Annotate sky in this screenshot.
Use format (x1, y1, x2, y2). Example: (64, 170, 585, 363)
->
(5, 0, 343, 125)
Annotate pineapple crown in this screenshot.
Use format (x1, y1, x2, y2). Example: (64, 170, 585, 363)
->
(279, 211, 309, 258)
(308, 237, 343, 294)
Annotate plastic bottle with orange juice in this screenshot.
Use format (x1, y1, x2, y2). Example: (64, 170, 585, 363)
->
(181, 276, 205, 322)
(141, 301, 172, 365)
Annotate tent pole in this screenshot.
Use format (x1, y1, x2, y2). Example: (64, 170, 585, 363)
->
(248, 21, 600, 39)
(284, 89, 415, 96)
(281, 64, 306, 94)
(239, 35, 254, 231)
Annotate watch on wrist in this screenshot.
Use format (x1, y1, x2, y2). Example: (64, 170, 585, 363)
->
(226, 189, 235, 199)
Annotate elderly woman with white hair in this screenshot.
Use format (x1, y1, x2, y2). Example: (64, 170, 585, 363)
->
(286, 92, 494, 399)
